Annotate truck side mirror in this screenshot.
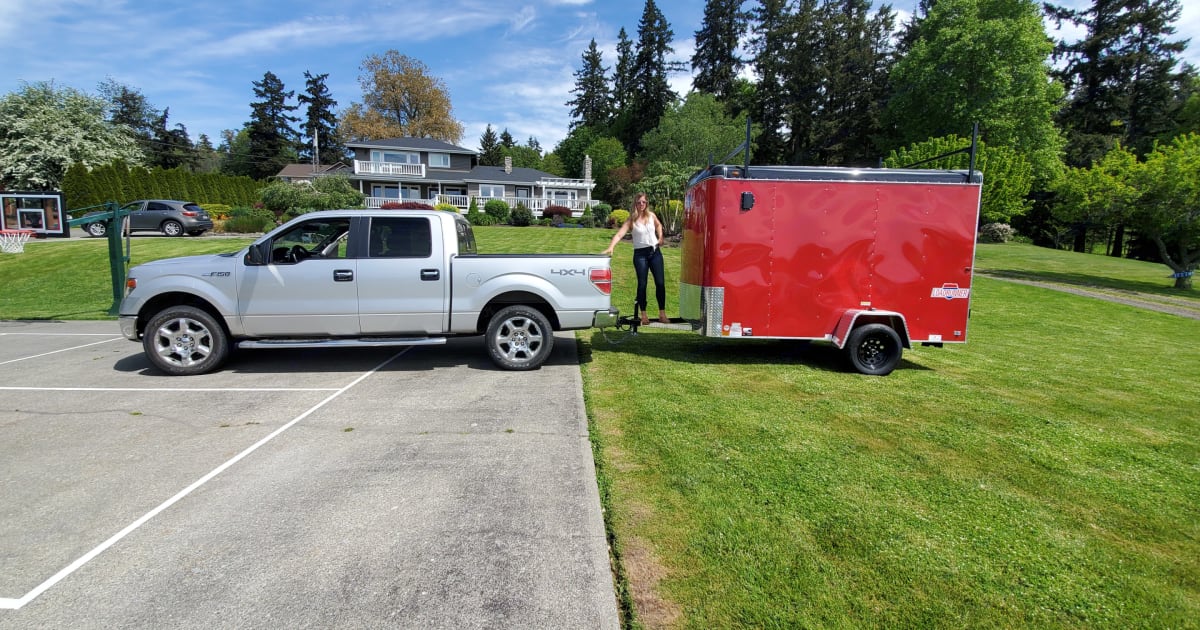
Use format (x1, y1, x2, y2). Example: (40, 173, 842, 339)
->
(245, 242, 268, 265)
(740, 192, 755, 212)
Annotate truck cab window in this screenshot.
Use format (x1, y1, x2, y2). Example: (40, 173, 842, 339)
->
(368, 217, 432, 258)
(270, 218, 351, 264)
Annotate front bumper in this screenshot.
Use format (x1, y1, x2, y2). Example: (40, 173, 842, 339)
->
(119, 315, 139, 340)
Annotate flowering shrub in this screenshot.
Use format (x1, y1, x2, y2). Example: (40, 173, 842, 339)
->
(380, 201, 435, 210)
(978, 222, 1015, 243)
(541, 205, 572, 220)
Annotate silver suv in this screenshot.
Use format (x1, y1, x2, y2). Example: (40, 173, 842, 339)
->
(81, 200, 214, 237)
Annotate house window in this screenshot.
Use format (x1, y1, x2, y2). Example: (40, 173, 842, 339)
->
(400, 185, 422, 199)
(429, 153, 451, 168)
(372, 186, 400, 199)
(371, 150, 419, 164)
(548, 189, 577, 202)
(479, 184, 505, 198)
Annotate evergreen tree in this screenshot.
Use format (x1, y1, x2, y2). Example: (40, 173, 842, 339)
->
(613, 28, 635, 112)
(297, 71, 346, 165)
(567, 39, 613, 130)
(478, 124, 502, 166)
(624, 0, 685, 155)
(749, 0, 792, 163)
(244, 71, 300, 180)
(149, 107, 198, 170)
(811, 0, 896, 165)
(692, 0, 746, 102)
(195, 133, 222, 173)
(526, 136, 542, 153)
(500, 128, 516, 149)
(1047, 0, 1190, 166)
(98, 79, 156, 159)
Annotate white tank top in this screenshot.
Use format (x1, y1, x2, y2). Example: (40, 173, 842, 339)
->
(631, 217, 657, 249)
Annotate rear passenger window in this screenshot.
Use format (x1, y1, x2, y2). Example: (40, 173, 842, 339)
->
(368, 217, 432, 258)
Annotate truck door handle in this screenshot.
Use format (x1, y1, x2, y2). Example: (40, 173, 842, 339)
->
(420, 269, 440, 281)
(333, 269, 354, 282)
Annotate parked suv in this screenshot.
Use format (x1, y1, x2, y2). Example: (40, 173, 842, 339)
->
(80, 200, 213, 237)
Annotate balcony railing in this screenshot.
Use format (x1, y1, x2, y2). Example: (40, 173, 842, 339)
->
(365, 196, 599, 215)
(355, 160, 425, 177)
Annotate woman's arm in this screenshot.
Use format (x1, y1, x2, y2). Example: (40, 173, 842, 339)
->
(602, 217, 633, 255)
(654, 215, 664, 247)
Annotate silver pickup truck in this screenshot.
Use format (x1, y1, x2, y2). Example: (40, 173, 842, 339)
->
(118, 209, 618, 375)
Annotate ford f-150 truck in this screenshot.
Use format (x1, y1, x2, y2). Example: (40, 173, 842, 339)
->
(118, 209, 618, 375)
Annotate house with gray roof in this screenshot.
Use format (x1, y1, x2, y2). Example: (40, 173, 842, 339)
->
(342, 137, 596, 214)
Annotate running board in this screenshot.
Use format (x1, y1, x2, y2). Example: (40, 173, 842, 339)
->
(238, 337, 448, 349)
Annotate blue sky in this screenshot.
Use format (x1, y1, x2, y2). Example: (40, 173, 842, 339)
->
(1, 0, 1197, 154)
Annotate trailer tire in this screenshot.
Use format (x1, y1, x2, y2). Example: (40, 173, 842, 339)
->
(143, 305, 229, 375)
(845, 323, 902, 376)
(485, 305, 553, 371)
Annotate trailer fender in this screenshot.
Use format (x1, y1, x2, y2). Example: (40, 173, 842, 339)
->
(830, 310, 912, 350)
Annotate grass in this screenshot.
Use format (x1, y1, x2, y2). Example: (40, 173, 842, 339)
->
(3, 228, 1197, 628)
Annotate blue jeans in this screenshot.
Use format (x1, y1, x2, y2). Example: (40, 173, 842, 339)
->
(632, 246, 666, 313)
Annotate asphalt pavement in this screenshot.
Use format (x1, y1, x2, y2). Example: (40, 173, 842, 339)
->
(0, 320, 618, 629)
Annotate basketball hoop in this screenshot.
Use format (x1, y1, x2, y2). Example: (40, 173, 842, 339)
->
(0, 229, 34, 253)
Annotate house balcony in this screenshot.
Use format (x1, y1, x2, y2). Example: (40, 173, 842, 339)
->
(355, 160, 425, 178)
(365, 196, 599, 215)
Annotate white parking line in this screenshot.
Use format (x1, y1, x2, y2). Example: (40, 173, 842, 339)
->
(0, 348, 411, 611)
(0, 387, 340, 392)
(0, 338, 123, 366)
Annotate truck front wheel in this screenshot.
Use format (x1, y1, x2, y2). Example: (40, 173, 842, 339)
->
(845, 323, 902, 376)
(486, 305, 554, 370)
(143, 306, 229, 375)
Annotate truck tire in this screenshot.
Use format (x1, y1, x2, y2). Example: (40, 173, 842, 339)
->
(143, 305, 229, 375)
(485, 305, 554, 371)
(845, 323, 902, 376)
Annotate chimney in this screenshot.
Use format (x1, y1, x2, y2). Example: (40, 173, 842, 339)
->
(504, 156, 512, 174)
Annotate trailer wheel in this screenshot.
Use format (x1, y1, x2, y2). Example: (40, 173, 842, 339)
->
(485, 305, 554, 371)
(143, 305, 229, 375)
(845, 323, 902, 376)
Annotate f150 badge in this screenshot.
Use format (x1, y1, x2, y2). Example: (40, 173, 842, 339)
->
(201, 271, 230, 277)
(931, 283, 970, 300)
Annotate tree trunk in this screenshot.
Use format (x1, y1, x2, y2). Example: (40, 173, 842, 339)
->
(1073, 225, 1087, 253)
(1110, 223, 1126, 257)
(1174, 274, 1193, 290)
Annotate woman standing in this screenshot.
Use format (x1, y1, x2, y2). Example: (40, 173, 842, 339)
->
(603, 193, 669, 325)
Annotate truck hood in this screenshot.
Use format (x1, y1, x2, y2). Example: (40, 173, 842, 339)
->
(131, 251, 241, 274)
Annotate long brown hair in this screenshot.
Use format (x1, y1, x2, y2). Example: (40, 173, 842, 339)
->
(631, 193, 651, 222)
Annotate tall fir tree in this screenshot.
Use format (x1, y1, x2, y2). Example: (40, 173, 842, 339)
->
(692, 0, 747, 103)
(810, 0, 896, 165)
(1048, 0, 1190, 165)
(500, 128, 516, 149)
(749, 0, 793, 163)
(612, 28, 635, 112)
(149, 107, 198, 170)
(478, 124, 502, 166)
(567, 39, 613, 130)
(297, 71, 346, 165)
(245, 71, 300, 180)
(624, 0, 684, 155)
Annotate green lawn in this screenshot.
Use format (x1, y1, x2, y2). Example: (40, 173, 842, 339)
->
(2, 228, 1197, 628)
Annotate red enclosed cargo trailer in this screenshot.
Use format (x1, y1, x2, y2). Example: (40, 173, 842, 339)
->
(679, 164, 983, 375)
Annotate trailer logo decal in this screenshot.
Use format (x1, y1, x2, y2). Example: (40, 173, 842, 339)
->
(931, 283, 970, 300)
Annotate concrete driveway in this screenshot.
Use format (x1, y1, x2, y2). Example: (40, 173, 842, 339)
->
(0, 320, 618, 629)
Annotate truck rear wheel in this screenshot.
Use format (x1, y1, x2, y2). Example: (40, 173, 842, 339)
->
(486, 305, 553, 370)
(845, 323, 902, 376)
(143, 306, 229, 375)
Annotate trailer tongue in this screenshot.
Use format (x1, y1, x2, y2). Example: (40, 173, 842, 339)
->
(679, 164, 983, 375)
